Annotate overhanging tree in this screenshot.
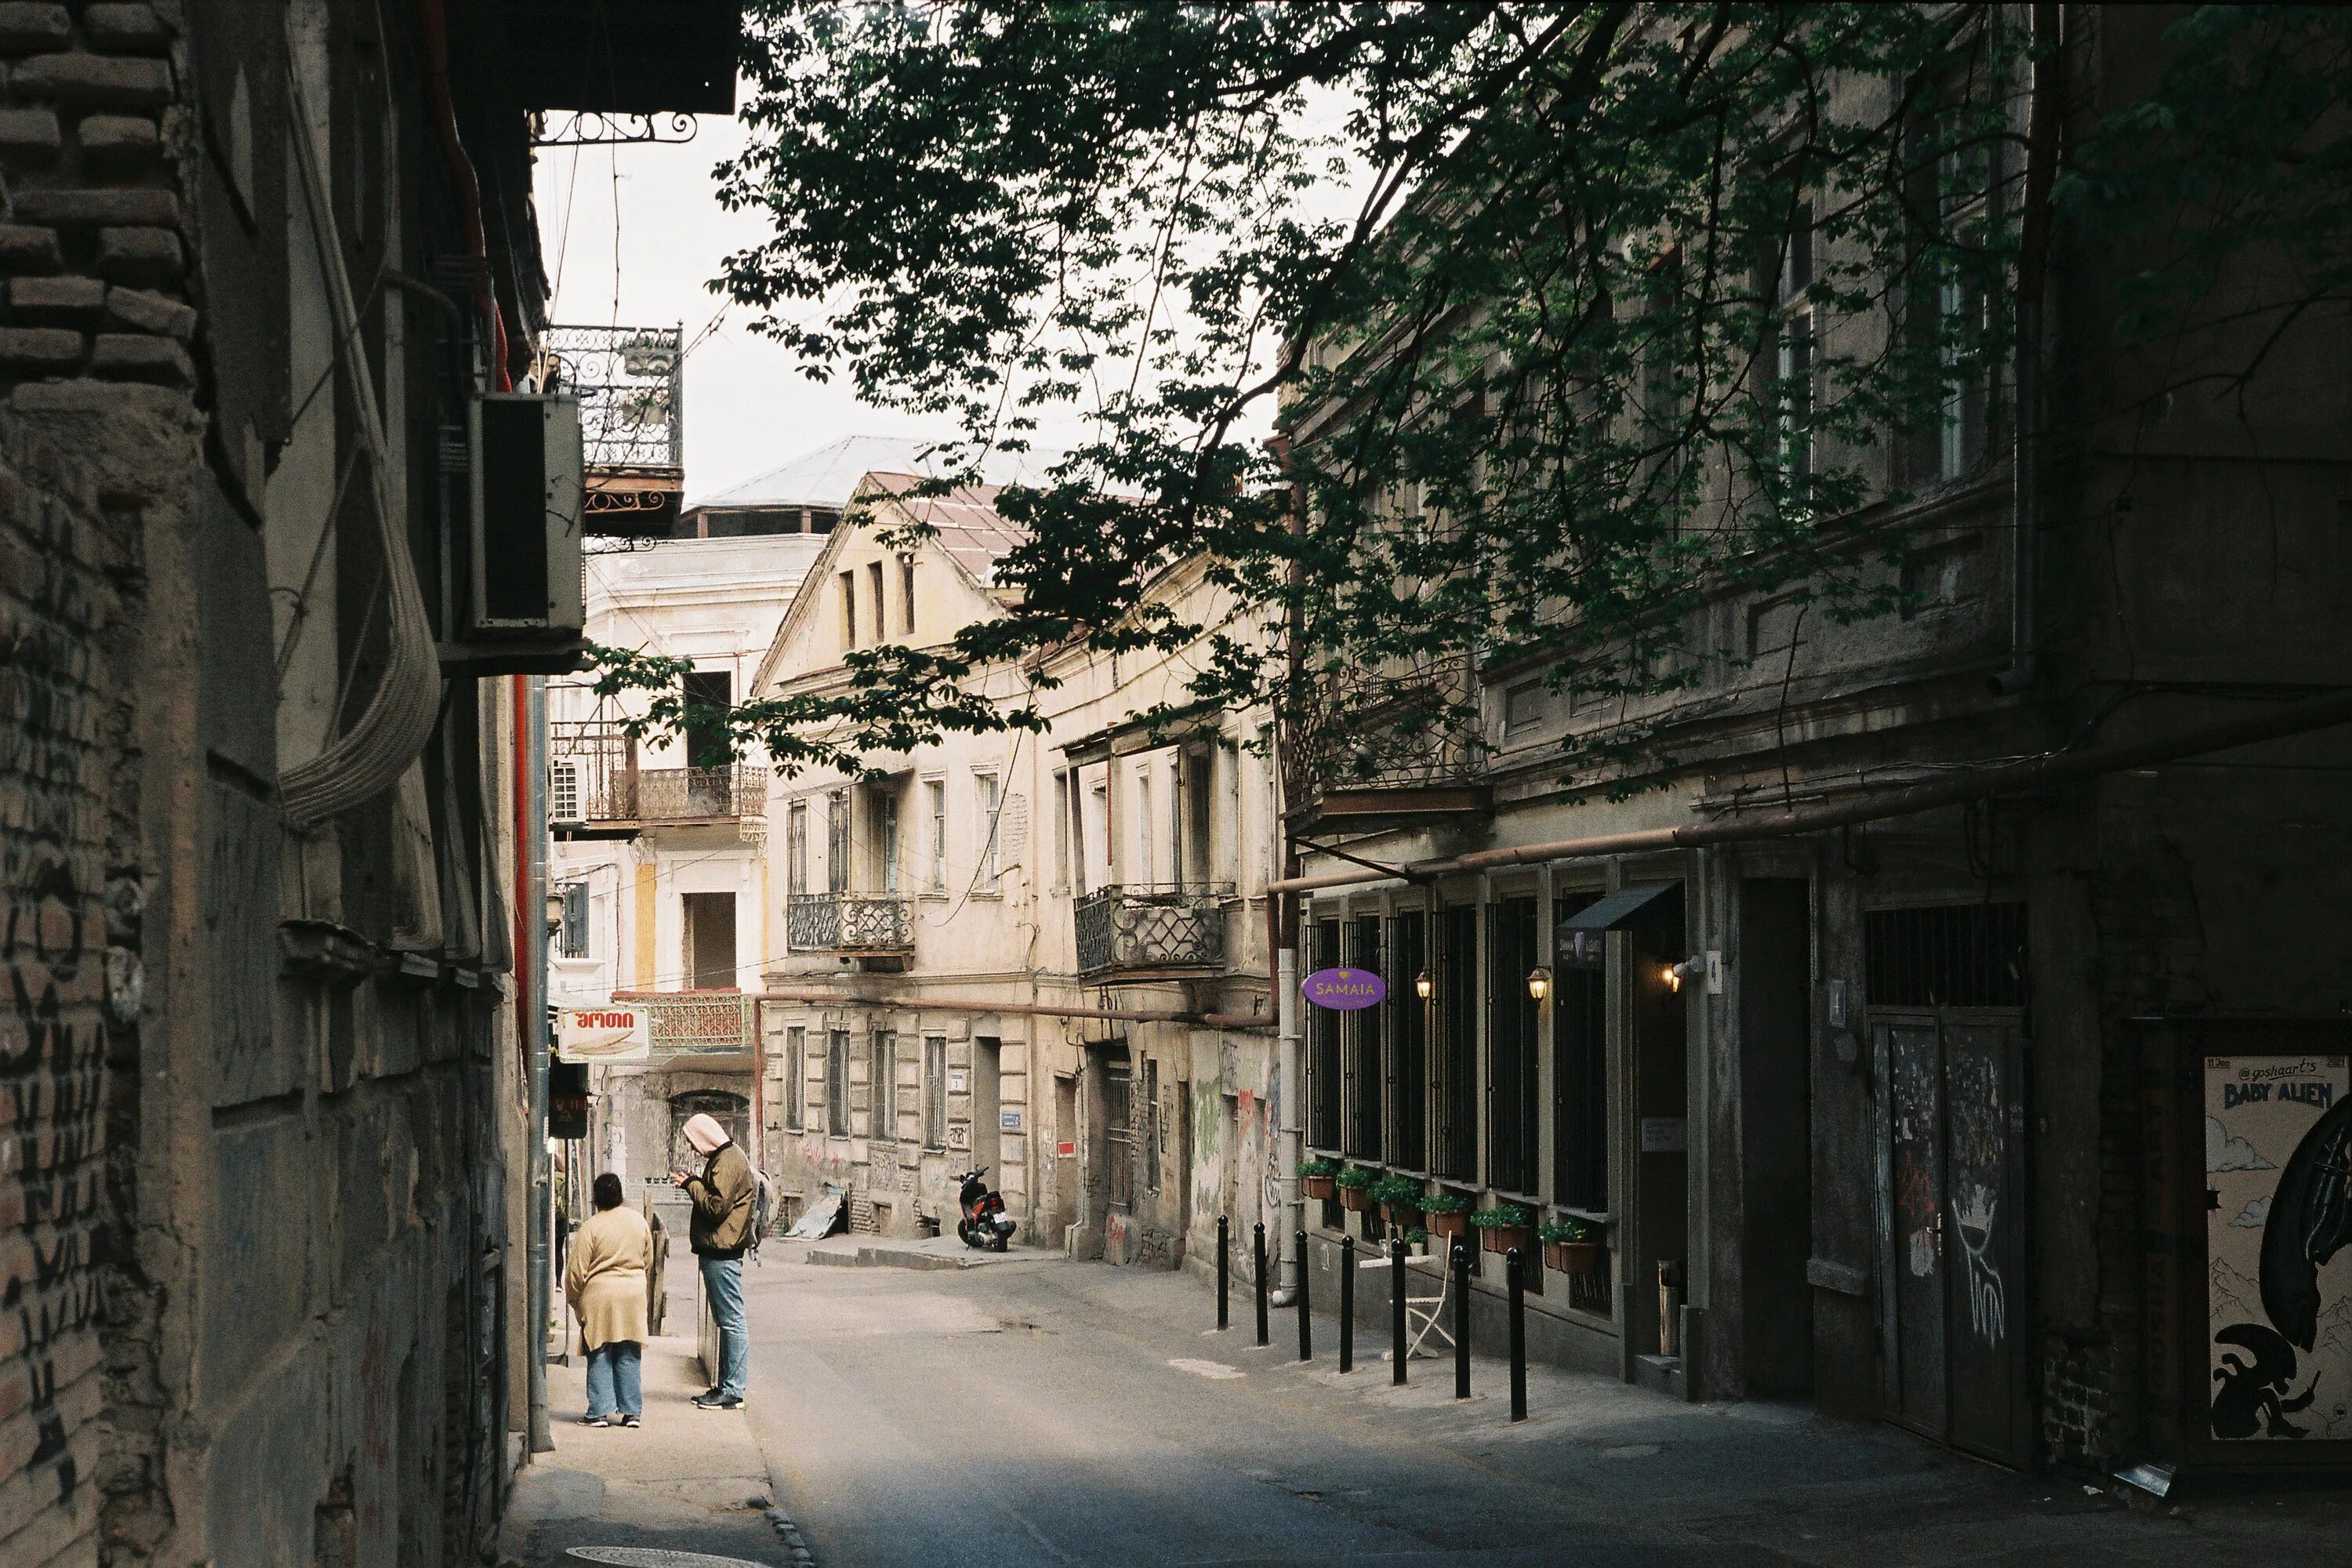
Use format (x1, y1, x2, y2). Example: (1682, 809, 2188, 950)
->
(591, 2, 2352, 787)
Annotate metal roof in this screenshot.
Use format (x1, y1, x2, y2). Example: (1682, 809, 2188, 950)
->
(1555, 880, 1682, 932)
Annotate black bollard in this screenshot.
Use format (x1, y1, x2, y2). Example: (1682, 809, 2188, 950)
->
(1254, 1222, 1269, 1345)
(1390, 1237, 1408, 1385)
(1218, 1214, 1229, 1331)
(1508, 1247, 1528, 1422)
(1296, 1229, 1313, 1361)
(1340, 1236, 1355, 1374)
(1452, 1240, 1472, 1400)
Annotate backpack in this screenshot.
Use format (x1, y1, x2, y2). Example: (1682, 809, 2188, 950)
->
(748, 1169, 776, 1261)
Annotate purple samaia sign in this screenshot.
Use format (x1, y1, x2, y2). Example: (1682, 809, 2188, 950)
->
(1301, 967, 1386, 1011)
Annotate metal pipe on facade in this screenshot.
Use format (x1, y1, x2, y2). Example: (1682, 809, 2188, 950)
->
(1266, 689, 2352, 896)
(524, 674, 553, 1454)
(1994, 2, 2060, 696)
(1269, 946, 1303, 1305)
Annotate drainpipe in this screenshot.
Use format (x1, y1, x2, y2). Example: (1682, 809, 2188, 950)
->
(524, 674, 554, 1454)
(1271, 945, 1302, 1306)
(1268, 428, 1306, 1305)
(1993, 2, 2059, 695)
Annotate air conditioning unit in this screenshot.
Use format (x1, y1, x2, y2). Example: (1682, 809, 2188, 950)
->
(466, 392, 584, 638)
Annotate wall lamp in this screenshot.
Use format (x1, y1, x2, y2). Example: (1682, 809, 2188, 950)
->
(1661, 955, 1706, 993)
(1525, 967, 1552, 1003)
(1414, 970, 1433, 1000)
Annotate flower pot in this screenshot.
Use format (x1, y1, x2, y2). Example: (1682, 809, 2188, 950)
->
(1339, 1185, 1372, 1212)
(1382, 1202, 1425, 1229)
(1426, 1209, 1469, 1240)
(1545, 1240, 1603, 1276)
(1479, 1224, 1534, 1256)
(1303, 1175, 1334, 1200)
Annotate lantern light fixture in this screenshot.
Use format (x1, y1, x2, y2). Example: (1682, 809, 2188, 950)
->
(1414, 970, 1434, 1000)
(1526, 967, 1552, 1003)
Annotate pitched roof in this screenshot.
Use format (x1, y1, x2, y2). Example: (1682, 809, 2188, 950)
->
(859, 471, 1028, 586)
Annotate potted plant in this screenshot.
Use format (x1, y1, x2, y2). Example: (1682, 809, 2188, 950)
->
(1369, 1174, 1425, 1228)
(1298, 1156, 1339, 1200)
(1471, 1202, 1537, 1256)
(1403, 1228, 1430, 1257)
(1334, 1165, 1378, 1212)
(1421, 1189, 1472, 1241)
(1541, 1218, 1604, 1276)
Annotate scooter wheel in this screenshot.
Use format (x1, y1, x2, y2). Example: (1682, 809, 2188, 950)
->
(991, 1232, 1010, 1253)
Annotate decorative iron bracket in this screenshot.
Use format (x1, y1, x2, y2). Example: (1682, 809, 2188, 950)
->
(532, 111, 699, 148)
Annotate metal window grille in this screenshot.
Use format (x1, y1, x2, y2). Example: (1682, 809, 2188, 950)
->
(1345, 915, 1383, 1160)
(1432, 905, 1479, 1181)
(1142, 1058, 1160, 1195)
(826, 789, 851, 894)
(923, 1036, 947, 1147)
(1388, 911, 1428, 1170)
(1486, 896, 1540, 1196)
(1103, 1062, 1134, 1209)
(1864, 902, 2026, 1009)
(785, 1027, 806, 1131)
(1308, 919, 1341, 1149)
(826, 1030, 849, 1136)
(556, 880, 589, 959)
(549, 762, 580, 822)
(869, 1030, 896, 1142)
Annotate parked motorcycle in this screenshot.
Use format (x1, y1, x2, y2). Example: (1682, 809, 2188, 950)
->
(955, 1167, 1017, 1252)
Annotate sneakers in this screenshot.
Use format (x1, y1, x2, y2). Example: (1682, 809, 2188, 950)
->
(575, 1414, 612, 1427)
(691, 1392, 745, 1411)
(618, 1414, 642, 1428)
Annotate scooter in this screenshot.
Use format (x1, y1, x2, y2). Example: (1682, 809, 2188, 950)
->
(955, 1167, 1017, 1252)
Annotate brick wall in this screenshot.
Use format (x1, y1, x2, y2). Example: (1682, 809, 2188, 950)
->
(0, 416, 136, 1568)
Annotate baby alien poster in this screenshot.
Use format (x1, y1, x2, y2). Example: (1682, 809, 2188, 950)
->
(2205, 1054, 2352, 1441)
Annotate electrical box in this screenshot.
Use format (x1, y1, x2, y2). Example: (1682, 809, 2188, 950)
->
(467, 392, 584, 637)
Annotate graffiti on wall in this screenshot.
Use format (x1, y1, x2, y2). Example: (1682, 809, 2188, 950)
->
(2206, 1054, 2352, 1439)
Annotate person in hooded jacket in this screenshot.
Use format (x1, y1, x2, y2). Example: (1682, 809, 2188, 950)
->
(673, 1112, 754, 1409)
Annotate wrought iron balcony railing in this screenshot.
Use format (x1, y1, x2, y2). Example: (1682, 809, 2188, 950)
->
(786, 891, 916, 955)
(1074, 884, 1232, 976)
(616, 991, 757, 1056)
(605, 764, 767, 824)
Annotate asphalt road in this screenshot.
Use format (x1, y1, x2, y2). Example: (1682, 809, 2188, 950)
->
(735, 1246, 2352, 1568)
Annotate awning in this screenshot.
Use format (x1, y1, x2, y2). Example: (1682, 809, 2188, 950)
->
(1555, 880, 1681, 933)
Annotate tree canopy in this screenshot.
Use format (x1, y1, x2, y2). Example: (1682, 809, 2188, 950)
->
(591, 3, 2352, 786)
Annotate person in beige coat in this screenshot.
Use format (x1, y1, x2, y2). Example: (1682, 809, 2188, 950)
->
(564, 1171, 652, 1427)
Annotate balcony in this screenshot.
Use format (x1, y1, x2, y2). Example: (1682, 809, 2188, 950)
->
(619, 991, 757, 1058)
(1287, 670, 1490, 834)
(1075, 884, 1231, 978)
(786, 892, 915, 956)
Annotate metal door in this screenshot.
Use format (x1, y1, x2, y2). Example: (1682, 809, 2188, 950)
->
(1876, 1012, 2028, 1463)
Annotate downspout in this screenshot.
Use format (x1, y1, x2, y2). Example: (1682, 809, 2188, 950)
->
(1993, 2, 2060, 695)
(1269, 431, 1305, 1306)
(523, 675, 553, 1454)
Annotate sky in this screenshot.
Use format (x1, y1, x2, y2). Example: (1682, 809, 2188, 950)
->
(535, 114, 938, 504)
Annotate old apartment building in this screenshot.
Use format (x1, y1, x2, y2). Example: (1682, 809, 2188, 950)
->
(0, 2, 737, 1563)
(1279, 5, 2352, 1486)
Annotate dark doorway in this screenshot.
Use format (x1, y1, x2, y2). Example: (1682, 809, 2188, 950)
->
(681, 891, 736, 989)
(972, 1036, 1004, 1192)
(1487, 895, 1540, 1195)
(682, 667, 733, 769)
(1388, 910, 1428, 1171)
(1628, 888, 1688, 1361)
(1868, 901, 2031, 1466)
(1739, 877, 1813, 1398)
(1433, 905, 1479, 1181)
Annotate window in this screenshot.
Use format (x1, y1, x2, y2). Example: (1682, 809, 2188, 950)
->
(1344, 915, 1382, 1160)
(1104, 1058, 1134, 1209)
(899, 555, 916, 634)
(1432, 905, 1479, 1181)
(1134, 768, 1153, 886)
(923, 1035, 947, 1147)
(556, 880, 590, 959)
(839, 570, 857, 649)
(975, 773, 1000, 894)
(681, 891, 735, 989)
(826, 789, 850, 893)
(1865, 902, 2026, 1008)
(1142, 1056, 1160, 1195)
(1486, 896, 1541, 1196)
(550, 762, 581, 822)
(1935, 133, 1995, 481)
(1051, 770, 1073, 891)
(1503, 683, 1547, 735)
(682, 669, 731, 771)
(924, 779, 947, 891)
(1181, 752, 1213, 886)
(869, 1029, 896, 1140)
(867, 561, 886, 644)
(785, 1026, 807, 1131)
(1776, 204, 1815, 495)
(1552, 895, 1608, 1210)
(872, 788, 901, 893)
(826, 1029, 849, 1135)
(1308, 918, 1341, 1149)
(787, 800, 809, 894)
(1388, 910, 1428, 1170)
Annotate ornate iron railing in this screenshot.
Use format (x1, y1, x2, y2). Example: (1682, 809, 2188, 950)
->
(1074, 884, 1232, 976)
(1290, 667, 1487, 793)
(786, 892, 915, 954)
(628, 992, 756, 1057)
(606, 764, 767, 823)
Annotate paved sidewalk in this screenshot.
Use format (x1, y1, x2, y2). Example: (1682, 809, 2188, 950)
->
(495, 1326, 800, 1567)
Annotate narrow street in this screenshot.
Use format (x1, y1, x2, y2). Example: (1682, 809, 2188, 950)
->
(686, 1245, 2348, 1568)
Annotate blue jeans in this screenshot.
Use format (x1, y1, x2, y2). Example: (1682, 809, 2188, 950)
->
(585, 1339, 641, 1419)
(700, 1255, 749, 1399)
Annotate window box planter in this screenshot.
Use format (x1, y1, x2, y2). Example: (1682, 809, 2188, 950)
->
(1369, 1174, 1425, 1229)
(1334, 1166, 1377, 1212)
(1421, 1189, 1472, 1240)
(1298, 1157, 1338, 1201)
(1541, 1221, 1604, 1276)
(1471, 1203, 1536, 1257)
